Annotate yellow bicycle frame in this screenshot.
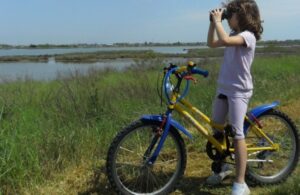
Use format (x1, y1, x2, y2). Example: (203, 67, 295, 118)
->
(169, 94, 280, 155)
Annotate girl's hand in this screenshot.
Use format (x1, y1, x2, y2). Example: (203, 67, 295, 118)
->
(210, 8, 224, 24)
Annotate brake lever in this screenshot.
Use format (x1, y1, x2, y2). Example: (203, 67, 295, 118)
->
(183, 75, 198, 84)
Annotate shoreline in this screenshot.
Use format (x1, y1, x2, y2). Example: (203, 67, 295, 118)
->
(0, 39, 299, 49)
(0, 45, 299, 63)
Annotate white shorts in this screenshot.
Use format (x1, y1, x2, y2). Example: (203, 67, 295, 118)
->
(212, 94, 250, 140)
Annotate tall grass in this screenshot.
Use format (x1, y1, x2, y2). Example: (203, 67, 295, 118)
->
(0, 55, 299, 193)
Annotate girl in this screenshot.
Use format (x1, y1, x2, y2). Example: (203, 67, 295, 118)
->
(206, 0, 263, 194)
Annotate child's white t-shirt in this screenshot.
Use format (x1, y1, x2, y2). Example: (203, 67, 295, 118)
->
(217, 30, 256, 98)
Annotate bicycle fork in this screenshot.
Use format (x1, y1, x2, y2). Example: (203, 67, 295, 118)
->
(146, 111, 173, 165)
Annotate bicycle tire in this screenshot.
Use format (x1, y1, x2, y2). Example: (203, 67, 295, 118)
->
(106, 120, 187, 194)
(245, 109, 299, 184)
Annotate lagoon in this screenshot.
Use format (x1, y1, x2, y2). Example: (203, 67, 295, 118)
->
(0, 59, 135, 82)
(0, 57, 205, 82)
(0, 46, 211, 82)
(0, 46, 206, 57)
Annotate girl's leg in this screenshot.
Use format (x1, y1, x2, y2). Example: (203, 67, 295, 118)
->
(234, 139, 247, 183)
(228, 97, 250, 183)
(212, 94, 228, 132)
(206, 94, 231, 185)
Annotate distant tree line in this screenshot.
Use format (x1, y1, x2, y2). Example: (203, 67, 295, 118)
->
(112, 41, 207, 47)
(257, 39, 300, 46)
(0, 39, 299, 49)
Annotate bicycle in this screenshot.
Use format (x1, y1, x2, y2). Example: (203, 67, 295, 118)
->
(106, 61, 299, 194)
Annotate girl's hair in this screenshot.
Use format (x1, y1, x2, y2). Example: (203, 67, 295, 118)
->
(225, 0, 263, 40)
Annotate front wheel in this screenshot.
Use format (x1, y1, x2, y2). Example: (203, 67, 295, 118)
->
(106, 120, 187, 195)
(246, 109, 299, 184)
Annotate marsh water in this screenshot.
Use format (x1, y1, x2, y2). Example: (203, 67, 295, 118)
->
(0, 46, 206, 82)
(0, 59, 136, 81)
(0, 46, 205, 56)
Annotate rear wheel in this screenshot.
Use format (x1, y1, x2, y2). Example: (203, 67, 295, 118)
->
(245, 109, 299, 184)
(106, 120, 187, 194)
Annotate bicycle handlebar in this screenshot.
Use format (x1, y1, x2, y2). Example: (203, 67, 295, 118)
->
(163, 62, 209, 104)
(190, 67, 209, 77)
(171, 64, 209, 77)
(167, 62, 209, 80)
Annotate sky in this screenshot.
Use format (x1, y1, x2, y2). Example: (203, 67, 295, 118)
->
(0, 0, 299, 45)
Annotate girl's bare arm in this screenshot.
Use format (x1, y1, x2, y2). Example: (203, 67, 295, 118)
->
(207, 22, 224, 48)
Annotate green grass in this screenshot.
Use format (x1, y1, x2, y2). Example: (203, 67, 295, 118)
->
(0, 55, 300, 194)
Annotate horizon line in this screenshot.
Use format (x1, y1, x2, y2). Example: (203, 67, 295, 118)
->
(1, 39, 300, 47)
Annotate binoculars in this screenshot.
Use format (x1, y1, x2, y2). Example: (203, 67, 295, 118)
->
(209, 9, 231, 22)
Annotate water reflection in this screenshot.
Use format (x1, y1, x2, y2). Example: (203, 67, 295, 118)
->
(0, 59, 134, 82)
